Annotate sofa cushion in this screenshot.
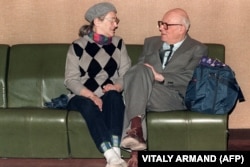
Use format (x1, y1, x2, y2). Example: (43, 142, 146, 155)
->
(147, 111, 228, 150)
(0, 108, 69, 158)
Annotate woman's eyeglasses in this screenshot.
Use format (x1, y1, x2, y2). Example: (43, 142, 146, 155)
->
(104, 17, 120, 24)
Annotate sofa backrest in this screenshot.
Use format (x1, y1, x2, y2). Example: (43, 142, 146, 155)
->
(205, 43, 225, 62)
(126, 43, 225, 65)
(7, 44, 70, 108)
(5, 43, 225, 108)
(0, 44, 9, 108)
(126, 45, 143, 65)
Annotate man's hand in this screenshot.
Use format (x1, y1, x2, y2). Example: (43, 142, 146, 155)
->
(144, 63, 165, 83)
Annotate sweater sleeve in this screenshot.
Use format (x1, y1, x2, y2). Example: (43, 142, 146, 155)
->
(64, 43, 86, 96)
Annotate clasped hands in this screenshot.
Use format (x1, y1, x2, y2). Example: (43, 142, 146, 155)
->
(89, 83, 121, 111)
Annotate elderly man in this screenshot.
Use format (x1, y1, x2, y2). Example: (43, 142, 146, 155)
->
(121, 8, 208, 167)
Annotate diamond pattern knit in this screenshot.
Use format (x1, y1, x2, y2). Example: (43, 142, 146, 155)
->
(71, 36, 123, 96)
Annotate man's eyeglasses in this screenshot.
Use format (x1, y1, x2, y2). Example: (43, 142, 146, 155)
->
(104, 17, 120, 24)
(158, 21, 182, 30)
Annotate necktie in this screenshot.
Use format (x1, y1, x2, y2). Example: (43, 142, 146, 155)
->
(159, 44, 174, 68)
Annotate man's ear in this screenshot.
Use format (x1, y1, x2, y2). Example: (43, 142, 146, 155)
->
(180, 25, 188, 34)
(186, 25, 190, 33)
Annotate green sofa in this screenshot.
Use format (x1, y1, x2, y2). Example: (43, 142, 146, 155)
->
(0, 43, 228, 159)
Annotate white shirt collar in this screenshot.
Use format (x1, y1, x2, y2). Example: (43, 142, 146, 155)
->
(162, 36, 186, 51)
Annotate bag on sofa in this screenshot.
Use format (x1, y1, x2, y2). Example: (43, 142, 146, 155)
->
(44, 94, 68, 109)
(185, 56, 245, 115)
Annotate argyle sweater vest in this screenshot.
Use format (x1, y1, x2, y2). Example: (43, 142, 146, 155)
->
(72, 36, 123, 96)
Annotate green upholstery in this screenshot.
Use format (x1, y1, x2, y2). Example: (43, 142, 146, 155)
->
(0, 43, 228, 158)
(126, 44, 143, 65)
(7, 44, 69, 108)
(0, 109, 69, 158)
(206, 43, 225, 62)
(147, 112, 228, 150)
(0, 44, 9, 108)
(0, 44, 70, 158)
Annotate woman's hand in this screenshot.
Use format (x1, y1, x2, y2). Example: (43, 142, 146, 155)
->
(102, 83, 122, 93)
(89, 94, 103, 111)
(80, 88, 103, 111)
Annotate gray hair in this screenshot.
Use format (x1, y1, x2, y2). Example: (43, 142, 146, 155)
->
(182, 16, 191, 30)
(78, 23, 93, 37)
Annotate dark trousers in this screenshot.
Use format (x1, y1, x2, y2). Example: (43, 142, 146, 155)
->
(67, 90, 125, 153)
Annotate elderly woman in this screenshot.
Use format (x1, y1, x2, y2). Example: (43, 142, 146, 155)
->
(64, 2, 131, 167)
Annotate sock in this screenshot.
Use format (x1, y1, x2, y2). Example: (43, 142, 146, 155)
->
(100, 142, 112, 153)
(131, 116, 142, 128)
(111, 135, 120, 147)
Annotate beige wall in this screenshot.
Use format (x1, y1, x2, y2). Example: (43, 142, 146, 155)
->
(0, 0, 249, 129)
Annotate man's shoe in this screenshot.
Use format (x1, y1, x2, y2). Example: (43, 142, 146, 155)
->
(121, 127, 146, 150)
